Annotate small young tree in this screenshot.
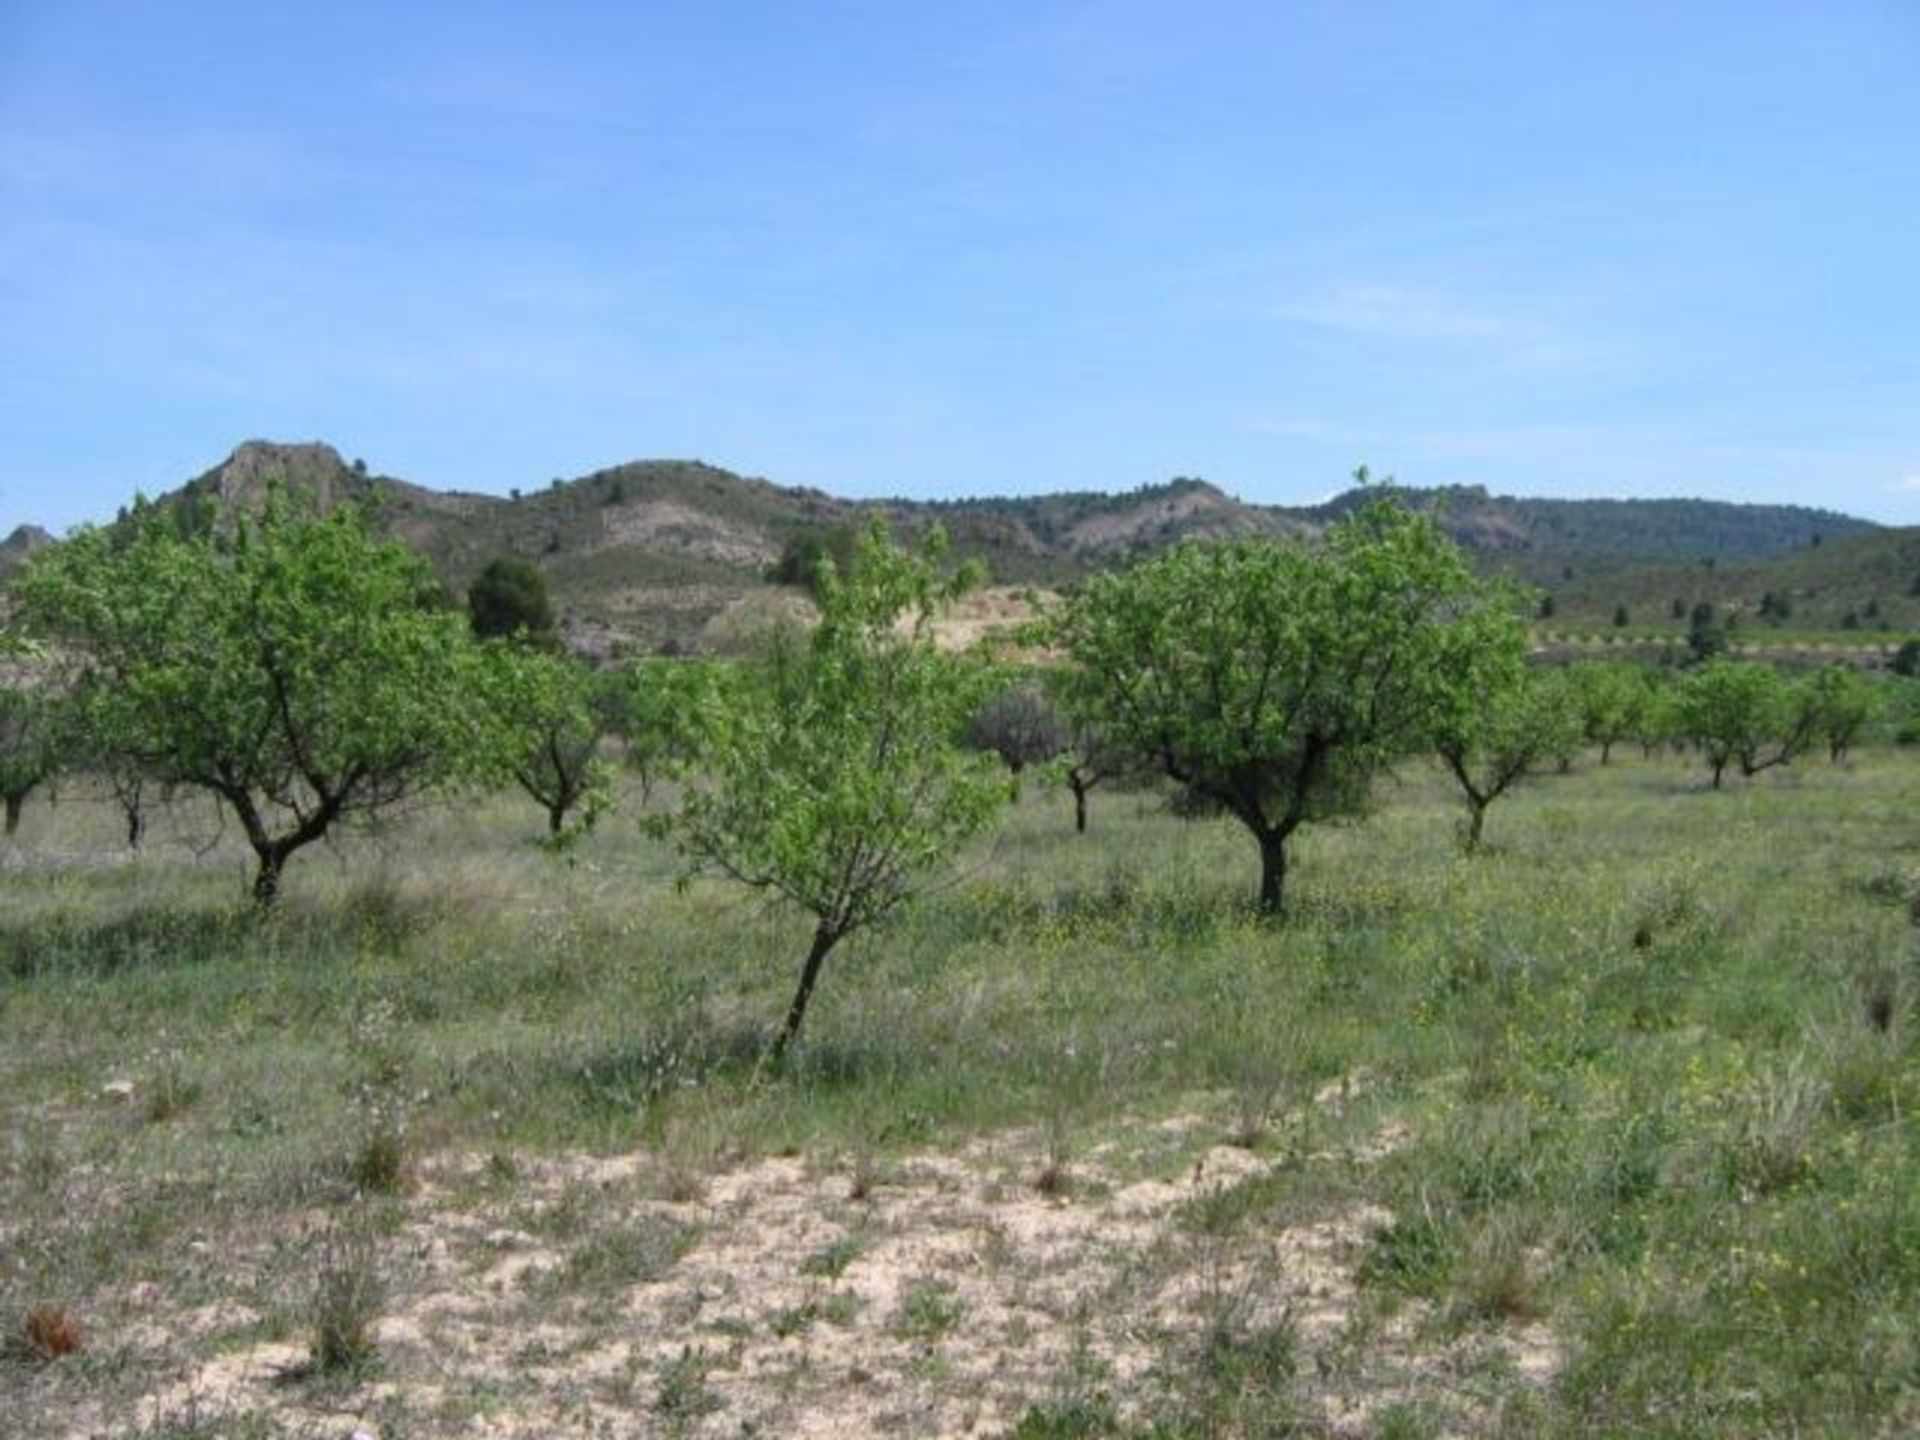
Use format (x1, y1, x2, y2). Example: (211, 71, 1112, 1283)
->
(1570, 661, 1655, 765)
(0, 678, 60, 837)
(598, 657, 718, 804)
(664, 522, 1007, 1060)
(965, 675, 1067, 798)
(1055, 711, 1139, 835)
(18, 500, 485, 902)
(1433, 661, 1584, 852)
(467, 557, 557, 643)
(1050, 495, 1509, 915)
(1804, 665, 1880, 763)
(481, 643, 612, 840)
(1673, 661, 1812, 788)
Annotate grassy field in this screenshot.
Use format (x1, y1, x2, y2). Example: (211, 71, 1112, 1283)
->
(2, 752, 1917, 1437)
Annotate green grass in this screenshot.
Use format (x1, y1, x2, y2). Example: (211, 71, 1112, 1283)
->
(2, 750, 1918, 1435)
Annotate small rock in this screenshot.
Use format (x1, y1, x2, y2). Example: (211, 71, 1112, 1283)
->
(102, 1080, 135, 1102)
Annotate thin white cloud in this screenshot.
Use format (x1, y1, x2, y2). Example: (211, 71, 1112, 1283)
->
(1271, 279, 1613, 372)
(1277, 284, 1516, 344)
(1890, 474, 1920, 493)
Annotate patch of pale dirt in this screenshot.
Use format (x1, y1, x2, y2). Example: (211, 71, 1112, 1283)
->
(922, 586, 1051, 655)
(55, 1095, 1559, 1439)
(593, 499, 779, 569)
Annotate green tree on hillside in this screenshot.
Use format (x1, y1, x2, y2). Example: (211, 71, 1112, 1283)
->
(468, 556, 557, 644)
(17, 499, 485, 902)
(663, 521, 1008, 1060)
(1050, 496, 1512, 914)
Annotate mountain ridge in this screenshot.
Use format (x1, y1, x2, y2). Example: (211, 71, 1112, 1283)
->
(4, 440, 1893, 655)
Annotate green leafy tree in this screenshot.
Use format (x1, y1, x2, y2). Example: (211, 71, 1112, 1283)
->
(17, 500, 486, 902)
(1570, 661, 1655, 765)
(599, 658, 720, 804)
(1688, 600, 1726, 662)
(663, 521, 1008, 1060)
(1803, 665, 1880, 763)
(0, 678, 61, 837)
(766, 525, 861, 598)
(1431, 641, 1579, 852)
(1673, 661, 1813, 789)
(1050, 496, 1509, 914)
(481, 643, 612, 840)
(467, 557, 557, 643)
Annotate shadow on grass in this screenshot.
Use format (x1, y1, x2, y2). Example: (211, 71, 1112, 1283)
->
(0, 905, 257, 980)
(567, 1020, 920, 1118)
(0, 884, 445, 980)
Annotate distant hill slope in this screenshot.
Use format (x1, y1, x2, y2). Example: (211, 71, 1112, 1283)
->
(8, 440, 1887, 656)
(1546, 523, 1920, 636)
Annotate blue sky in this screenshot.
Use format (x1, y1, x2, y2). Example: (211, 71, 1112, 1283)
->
(3, 0, 1918, 533)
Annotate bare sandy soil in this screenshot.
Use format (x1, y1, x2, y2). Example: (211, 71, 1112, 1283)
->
(51, 1093, 1556, 1439)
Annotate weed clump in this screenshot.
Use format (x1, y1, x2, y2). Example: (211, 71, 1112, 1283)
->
(308, 1225, 383, 1375)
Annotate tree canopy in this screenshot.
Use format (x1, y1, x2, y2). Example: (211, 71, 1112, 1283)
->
(665, 520, 1008, 1058)
(467, 556, 558, 644)
(1050, 495, 1514, 913)
(16, 499, 486, 901)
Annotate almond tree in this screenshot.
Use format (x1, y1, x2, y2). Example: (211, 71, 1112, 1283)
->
(1433, 661, 1583, 852)
(17, 499, 485, 902)
(480, 641, 612, 841)
(1050, 495, 1508, 915)
(663, 521, 1008, 1060)
(1673, 661, 1814, 788)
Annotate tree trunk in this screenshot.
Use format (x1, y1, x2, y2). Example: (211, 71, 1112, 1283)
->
(126, 803, 145, 850)
(1710, 760, 1726, 790)
(1465, 798, 1488, 852)
(252, 848, 285, 906)
(3, 794, 20, 837)
(1070, 776, 1089, 834)
(1256, 830, 1288, 917)
(771, 922, 840, 1063)
(548, 802, 566, 836)
(1600, 740, 1613, 766)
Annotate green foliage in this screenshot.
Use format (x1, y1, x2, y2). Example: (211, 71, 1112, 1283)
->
(0, 677, 61, 835)
(1673, 661, 1813, 787)
(663, 520, 1009, 1055)
(1432, 661, 1584, 851)
(600, 658, 727, 801)
(15, 499, 485, 901)
(766, 525, 862, 597)
(1050, 496, 1513, 912)
(478, 643, 612, 843)
(1570, 661, 1658, 763)
(1802, 665, 1881, 762)
(467, 556, 557, 643)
